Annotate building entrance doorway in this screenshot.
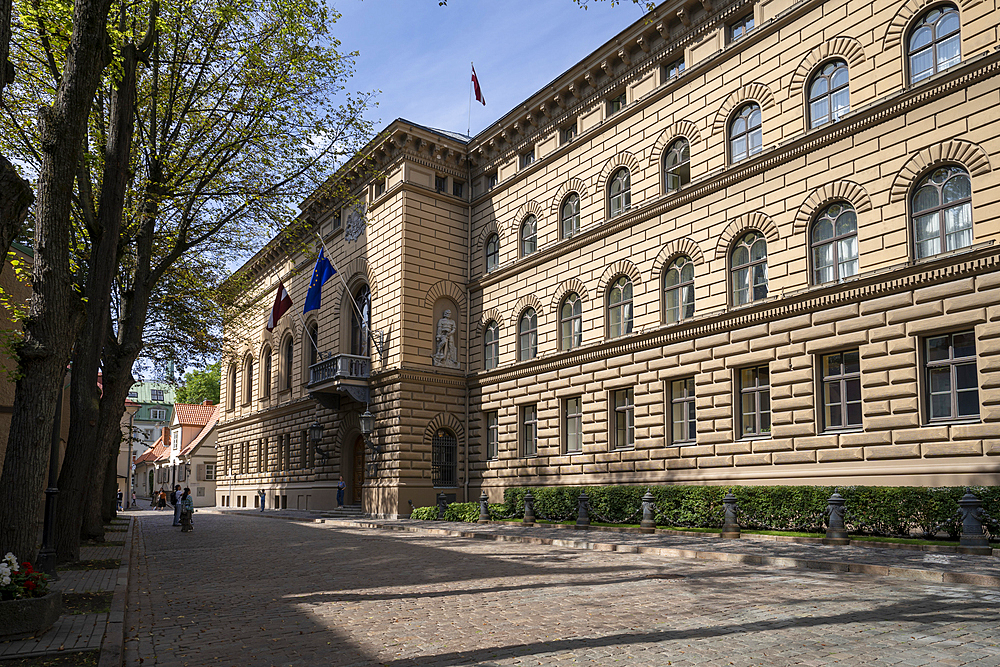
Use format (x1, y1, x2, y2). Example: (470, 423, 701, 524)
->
(351, 435, 365, 504)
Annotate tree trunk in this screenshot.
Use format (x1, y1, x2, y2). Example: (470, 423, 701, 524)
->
(0, 0, 112, 561)
(101, 442, 118, 524)
(54, 40, 144, 562)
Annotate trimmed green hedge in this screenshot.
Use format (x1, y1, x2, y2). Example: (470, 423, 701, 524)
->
(411, 485, 1000, 539)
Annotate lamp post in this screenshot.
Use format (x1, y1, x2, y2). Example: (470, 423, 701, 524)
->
(124, 400, 140, 510)
(309, 421, 325, 460)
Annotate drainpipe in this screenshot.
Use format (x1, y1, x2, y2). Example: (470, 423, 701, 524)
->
(463, 143, 472, 503)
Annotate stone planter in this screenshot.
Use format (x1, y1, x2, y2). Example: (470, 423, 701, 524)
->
(0, 591, 62, 641)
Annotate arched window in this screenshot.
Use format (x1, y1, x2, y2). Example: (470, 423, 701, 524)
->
(811, 202, 859, 284)
(908, 5, 961, 84)
(483, 321, 499, 370)
(729, 103, 762, 163)
(281, 337, 293, 391)
(351, 285, 371, 356)
(608, 168, 631, 218)
(242, 356, 253, 404)
(227, 364, 237, 410)
(607, 276, 633, 339)
(485, 234, 499, 272)
(912, 165, 972, 259)
(307, 322, 319, 368)
(664, 256, 695, 323)
(808, 60, 850, 128)
(518, 308, 537, 361)
(520, 215, 537, 257)
(664, 139, 690, 193)
(431, 428, 457, 487)
(731, 231, 768, 306)
(261, 347, 272, 398)
(561, 193, 580, 238)
(560, 293, 582, 350)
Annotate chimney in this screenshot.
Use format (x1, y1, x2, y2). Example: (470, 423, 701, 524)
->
(202, 399, 213, 406)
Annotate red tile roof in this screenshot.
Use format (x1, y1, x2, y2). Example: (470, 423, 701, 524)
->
(172, 403, 217, 427)
(179, 405, 220, 457)
(135, 436, 168, 465)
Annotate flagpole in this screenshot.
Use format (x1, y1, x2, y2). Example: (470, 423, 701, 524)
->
(468, 62, 473, 137)
(314, 232, 383, 361)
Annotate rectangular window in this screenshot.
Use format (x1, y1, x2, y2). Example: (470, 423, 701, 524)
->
(926, 331, 979, 421)
(486, 411, 498, 460)
(608, 92, 626, 115)
(670, 378, 696, 444)
(612, 388, 634, 449)
(150, 389, 164, 402)
(739, 366, 771, 438)
(560, 123, 577, 145)
(127, 391, 138, 398)
(149, 408, 166, 421)
(452, 180, 464, 198)
(486, 172, 499, 190)
(205, 462, 216, 480)
(521, 404, 538, 457)
(332, 209, 343, 230)
(730, 14, 755, 42)
(171, 429, 181, 450)
(520, 150, 535, 169)
(435, 175, 447, 193)
(820, 350, 862, 431)
(565, 397, 583, 453)
(374, 179, 385, 197)
(662, 59, 685, 81)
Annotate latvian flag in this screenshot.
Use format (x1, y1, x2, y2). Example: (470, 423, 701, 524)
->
(266, 281, 293, 331)
(472, 64, 486, 106)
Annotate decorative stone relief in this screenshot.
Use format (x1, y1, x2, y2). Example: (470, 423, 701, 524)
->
(345, 206, 367, 242)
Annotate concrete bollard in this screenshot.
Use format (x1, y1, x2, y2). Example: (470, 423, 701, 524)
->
(478, 491, 490, 523)
(640, 491, 657, 534)
(721, 491, 740, 539)
(823, 490, 850, 545)
(575, 491, 590, 529)
(523, 491, 535, 525)
(957, 489, 992, 555)
(436, 492, 447, 520)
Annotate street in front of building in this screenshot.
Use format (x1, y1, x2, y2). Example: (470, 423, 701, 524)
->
(126, 512, 1000, 666)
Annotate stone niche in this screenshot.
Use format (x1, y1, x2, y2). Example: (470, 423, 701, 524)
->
(430, 298, 461, 370)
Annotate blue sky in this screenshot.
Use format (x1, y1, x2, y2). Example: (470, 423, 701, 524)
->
(332, 0, 649, 138)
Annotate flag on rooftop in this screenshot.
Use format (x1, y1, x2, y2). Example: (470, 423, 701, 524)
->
(472, 64, 486, 106)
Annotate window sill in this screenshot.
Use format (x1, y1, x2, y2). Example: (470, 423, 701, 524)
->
(925, 417, 981, 426)
(738, 434, 772, 441)
(667, 441, 697, 447)
(819, 427, 863, 436)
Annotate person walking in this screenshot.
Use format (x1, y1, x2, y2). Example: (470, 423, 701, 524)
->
(116, 490, 123, 511)
(172, 485, 183, 526)
(337, 476, 345, 508)
(180, 488, 195, 532)
(157, 488, 167, 510)
(258, 489, 266, 512)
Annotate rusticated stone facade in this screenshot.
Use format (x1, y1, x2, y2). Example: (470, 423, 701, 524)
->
(218, 0, 1000, 517)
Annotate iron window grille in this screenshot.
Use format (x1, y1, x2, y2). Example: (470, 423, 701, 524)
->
(432, 428, 458, 487)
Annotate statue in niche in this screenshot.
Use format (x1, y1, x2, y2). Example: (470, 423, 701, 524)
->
(432, 309, 460, 369)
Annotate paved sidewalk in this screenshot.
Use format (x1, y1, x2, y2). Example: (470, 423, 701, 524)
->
(127, 510, 1000, 667)
(0, 515, 134, 661)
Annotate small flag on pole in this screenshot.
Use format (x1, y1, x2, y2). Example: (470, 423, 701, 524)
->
(303, 248, 336, 314)
(266, 281, 293, 331)
(472, 64, 486, 106)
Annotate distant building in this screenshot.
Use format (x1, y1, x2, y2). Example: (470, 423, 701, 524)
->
(127, 381, 176, 457)
(219, 0, 1000, 517)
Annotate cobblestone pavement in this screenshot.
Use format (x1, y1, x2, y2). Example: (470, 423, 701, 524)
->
(126, 512, 1000, 667)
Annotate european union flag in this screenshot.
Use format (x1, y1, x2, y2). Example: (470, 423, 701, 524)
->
(303, 248, 336, 314)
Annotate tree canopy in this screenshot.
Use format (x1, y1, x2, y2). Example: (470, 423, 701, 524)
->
(175, 361, 220, 405)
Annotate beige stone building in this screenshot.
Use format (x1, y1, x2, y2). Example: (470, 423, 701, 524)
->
(218, 0, 1000, 516)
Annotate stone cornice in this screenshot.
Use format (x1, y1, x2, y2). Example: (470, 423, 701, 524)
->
(470, 243, 1000, 389)
(217, 396, 316, 434)
(471, 50, 1000, 291)
(371, 367, 469, 390)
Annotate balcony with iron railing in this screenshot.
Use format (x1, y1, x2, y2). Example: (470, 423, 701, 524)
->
(308, 353, 371, 405)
